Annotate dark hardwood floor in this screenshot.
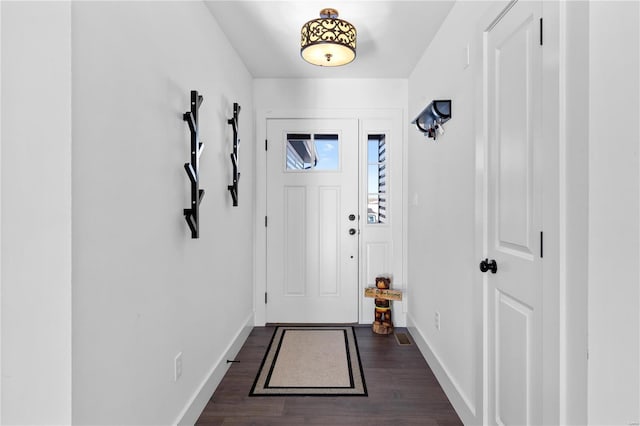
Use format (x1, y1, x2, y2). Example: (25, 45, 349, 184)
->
(196, 326, 463, 425)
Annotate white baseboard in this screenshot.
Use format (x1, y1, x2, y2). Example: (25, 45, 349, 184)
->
(175, 312, 254, 426)
(406, 313, 477, 425)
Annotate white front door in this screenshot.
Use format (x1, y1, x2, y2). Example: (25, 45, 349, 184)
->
(485, 1, 543, 424)
(266, 118, 359, 323)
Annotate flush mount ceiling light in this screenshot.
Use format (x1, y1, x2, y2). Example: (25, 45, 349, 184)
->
(300, 8, 356, 67)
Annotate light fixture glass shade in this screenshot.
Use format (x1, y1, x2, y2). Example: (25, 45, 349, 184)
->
(301, 8, 356, 67)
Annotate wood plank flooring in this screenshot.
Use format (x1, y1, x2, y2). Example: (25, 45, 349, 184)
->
(196, 326, 462, 425)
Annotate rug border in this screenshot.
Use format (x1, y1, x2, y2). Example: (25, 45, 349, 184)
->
(249, 326, 368, 397)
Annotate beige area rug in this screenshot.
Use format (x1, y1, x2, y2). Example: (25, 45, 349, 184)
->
(249, 326, 367, 396)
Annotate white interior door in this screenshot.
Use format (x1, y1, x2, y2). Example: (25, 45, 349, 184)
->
(266, 118, 359, 323)
(485, 1, 543, 424)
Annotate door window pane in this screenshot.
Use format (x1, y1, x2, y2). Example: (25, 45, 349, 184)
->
(286, 133, 339, 171)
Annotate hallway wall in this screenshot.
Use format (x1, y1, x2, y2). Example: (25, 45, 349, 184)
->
(406, 2, 490, 424)
(254, 78, 407, 111)
(588, 1, 640, 423)
(71, 2, 254, 424)
(407, 1, 640, 425)
(1, 2, 72, 424)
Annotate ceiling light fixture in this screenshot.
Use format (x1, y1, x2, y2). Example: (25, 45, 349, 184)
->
(300, 8, 356, 67)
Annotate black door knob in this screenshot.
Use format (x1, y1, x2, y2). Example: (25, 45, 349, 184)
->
(349, 228, 357, 235)
(348, 214, 356, 221)
(479, 258, 498, 274)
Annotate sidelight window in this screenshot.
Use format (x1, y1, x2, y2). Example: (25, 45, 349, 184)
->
(367, 134, 387, 224)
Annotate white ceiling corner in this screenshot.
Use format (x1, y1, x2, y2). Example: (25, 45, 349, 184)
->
(203, 1, 455, 79)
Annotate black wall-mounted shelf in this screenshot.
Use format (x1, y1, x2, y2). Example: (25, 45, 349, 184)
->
(183, 90, 205, 238)
(227, 102, 241, 207)
(412, 100, 451, 140)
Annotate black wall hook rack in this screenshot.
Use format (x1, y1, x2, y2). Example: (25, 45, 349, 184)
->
(183, 90, 205, 238)
(227, 102, 241, 207)
(412, 100, 452, 140)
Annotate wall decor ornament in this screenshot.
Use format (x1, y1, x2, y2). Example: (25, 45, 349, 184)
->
(363, 276, 403, 335)
(182, 90, 205, 238)
(412, 100, 452, 141)
(227, 102, 241, 206)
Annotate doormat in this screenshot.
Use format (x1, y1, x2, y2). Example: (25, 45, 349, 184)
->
(249, 326, 367, 396)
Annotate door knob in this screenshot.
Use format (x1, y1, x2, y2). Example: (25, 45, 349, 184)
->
(348, 214, 356, 221)
(479, 258, 498, 274)
(349, 228, 357, 235)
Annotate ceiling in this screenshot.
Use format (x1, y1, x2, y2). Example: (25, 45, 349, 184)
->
(204, 1, 455, 79)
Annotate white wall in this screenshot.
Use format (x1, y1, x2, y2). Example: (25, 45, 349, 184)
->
(588, 2, 640, 424)
(406, 2, 492, 424)
(1, 2, 72, 424)
(71, 2, 254, 424)
(254, 78, 407, 111)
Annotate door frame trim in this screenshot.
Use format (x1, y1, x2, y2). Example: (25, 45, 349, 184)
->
(254, 108, 406, 326)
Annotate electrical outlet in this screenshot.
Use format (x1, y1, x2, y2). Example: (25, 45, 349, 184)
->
(174, 352, 183, 381)
(435, 311, 441, 331)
